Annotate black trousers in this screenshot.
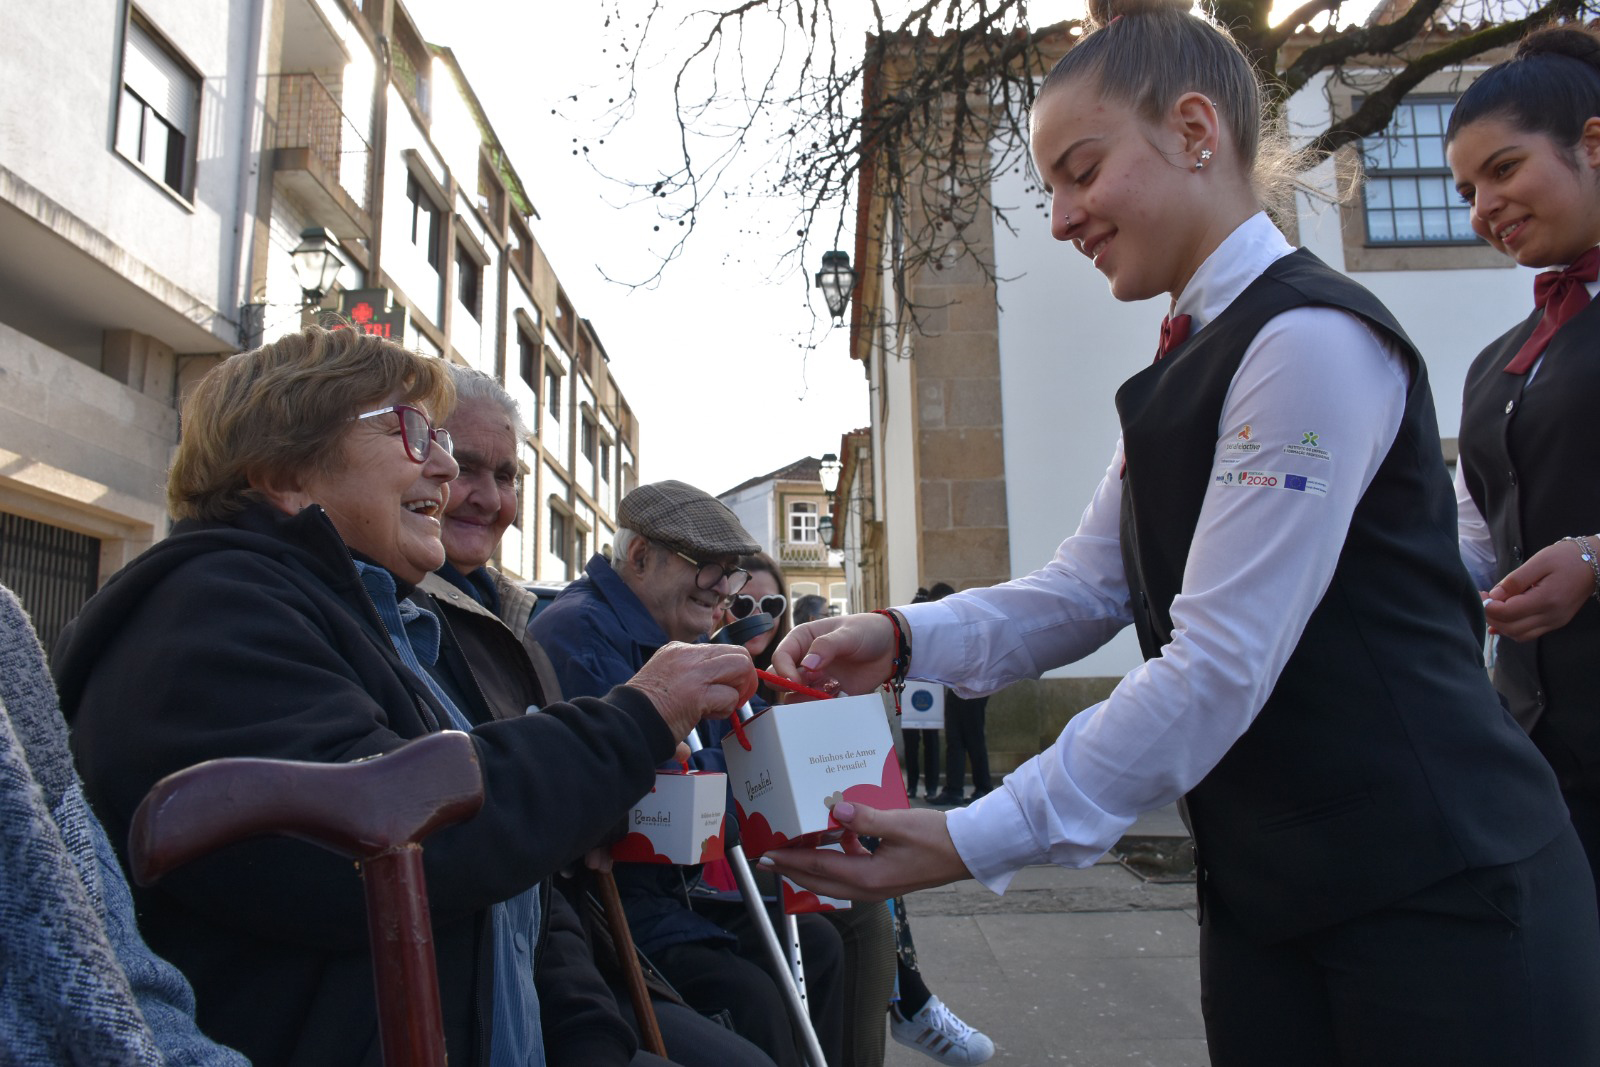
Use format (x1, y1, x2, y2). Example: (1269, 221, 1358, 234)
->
(616, 994, 778, 1067)
(1531, 716, 1600, 918)
(902, 728, 939, 797)
(1200, 827, 1600, 1065)
(652, 906, 845, 1067)
(942, 693, 991, 796)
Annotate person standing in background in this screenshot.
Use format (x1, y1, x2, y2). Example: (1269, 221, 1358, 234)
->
(924, 583, 994, 808)
(898, 587, 941, 802)
(1447, 25, 1600, 912)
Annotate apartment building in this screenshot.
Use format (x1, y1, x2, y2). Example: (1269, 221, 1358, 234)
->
(720, 456, 849, 615)
(0, 0, 641, 650)
(246, 0, 640, 583)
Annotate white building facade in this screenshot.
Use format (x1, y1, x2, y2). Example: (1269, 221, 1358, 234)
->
(720, 456, 850, 615)
(0, 0, 643, 651)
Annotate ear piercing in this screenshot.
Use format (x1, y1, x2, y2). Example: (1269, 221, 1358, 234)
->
(1194, 149, 1213, 171)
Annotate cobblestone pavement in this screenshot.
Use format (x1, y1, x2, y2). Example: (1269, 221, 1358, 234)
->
(879, 804, 1209, 1067)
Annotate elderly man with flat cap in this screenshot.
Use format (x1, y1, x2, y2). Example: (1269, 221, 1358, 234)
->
(531, 481, 845, 1067)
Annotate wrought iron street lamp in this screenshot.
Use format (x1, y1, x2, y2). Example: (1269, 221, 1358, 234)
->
(815, 251, 856, 320)
(290, 227, 347, 306)
(818, 452, 842, 495)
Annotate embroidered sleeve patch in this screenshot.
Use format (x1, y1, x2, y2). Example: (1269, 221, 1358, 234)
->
(1212, 468, 1328, 496)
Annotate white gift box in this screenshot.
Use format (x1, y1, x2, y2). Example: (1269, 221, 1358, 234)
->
(781, 843, 853, 913)
(722, 691, 909, 857)
(899, 681, 945, 730)
(610, 770, 728, 866)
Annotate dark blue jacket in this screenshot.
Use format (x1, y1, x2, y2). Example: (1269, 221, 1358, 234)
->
(530, 555, 738, 954)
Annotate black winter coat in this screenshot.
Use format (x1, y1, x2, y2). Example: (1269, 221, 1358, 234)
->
(54, 502, 675, 1066)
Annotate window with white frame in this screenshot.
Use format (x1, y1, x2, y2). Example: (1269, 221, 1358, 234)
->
(788, 501, 819, 544)
(581, 416, 597, 463)
(1361, 96, 1475, 246)
(116, 14, 199, 198)
(406, 173, 444, 270)
(455, 241, 482, 321)
(549, 505, 569, 578)
(599, 438, 611, 483)
(545, 365, 561, 423)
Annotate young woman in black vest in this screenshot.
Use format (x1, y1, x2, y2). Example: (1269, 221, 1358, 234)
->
(1446, 27, 1600, 916)
(764, 1, 1600, 1061)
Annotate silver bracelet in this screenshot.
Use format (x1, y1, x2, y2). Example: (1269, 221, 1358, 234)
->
(1561, 535, 1600, 605)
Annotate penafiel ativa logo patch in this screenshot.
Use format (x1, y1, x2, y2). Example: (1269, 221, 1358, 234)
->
(1219, 423, 1262, 465)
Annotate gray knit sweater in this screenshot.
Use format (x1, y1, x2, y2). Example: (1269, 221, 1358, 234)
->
(0, 584, 249, 1065)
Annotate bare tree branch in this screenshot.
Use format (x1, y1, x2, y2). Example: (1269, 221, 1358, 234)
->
(580, 0, 1598, 333)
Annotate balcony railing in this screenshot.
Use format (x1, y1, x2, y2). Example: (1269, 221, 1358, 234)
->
(778, 540, 833, 568)
(269, 74, 371, 213)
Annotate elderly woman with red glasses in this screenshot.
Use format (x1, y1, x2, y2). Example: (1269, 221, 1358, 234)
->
(53, 326, 755, 1067)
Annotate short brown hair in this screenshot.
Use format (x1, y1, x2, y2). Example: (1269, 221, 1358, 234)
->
(167, 326, 455, 522)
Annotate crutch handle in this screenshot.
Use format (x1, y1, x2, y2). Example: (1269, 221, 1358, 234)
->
(129, 731, 485, 885)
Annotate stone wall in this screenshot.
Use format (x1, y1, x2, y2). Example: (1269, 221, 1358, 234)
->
(909, 187, 1011, 591)
(984, 675, 1122, 774)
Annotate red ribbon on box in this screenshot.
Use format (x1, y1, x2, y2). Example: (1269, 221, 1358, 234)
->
(726, 670, 839, 751)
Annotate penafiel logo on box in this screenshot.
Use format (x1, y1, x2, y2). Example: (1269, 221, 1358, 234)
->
(612, 770, 728, 865)
(746, 770, 774, 801)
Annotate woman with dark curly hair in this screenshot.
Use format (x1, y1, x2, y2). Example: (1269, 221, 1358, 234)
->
(1447, 25, 1600, 913)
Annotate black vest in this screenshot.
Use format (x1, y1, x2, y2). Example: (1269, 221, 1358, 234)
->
(1116, 249, 1564, 942)
(1459, 292, 1600, 767)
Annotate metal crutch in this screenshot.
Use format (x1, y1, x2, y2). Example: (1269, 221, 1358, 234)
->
(687, 715, 828, 1067)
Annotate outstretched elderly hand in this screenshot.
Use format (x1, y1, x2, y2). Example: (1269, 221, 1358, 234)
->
(758, 801, 973, 901)
(769, 612, 899, 697)
(1483, 536, 1599, 642)
(626, 642, 758, 741)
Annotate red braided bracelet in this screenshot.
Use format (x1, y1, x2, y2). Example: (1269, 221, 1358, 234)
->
(872, 608, 911, 715)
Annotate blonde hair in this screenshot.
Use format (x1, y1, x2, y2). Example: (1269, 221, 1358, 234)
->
(168, 326, 454, 522)
(1040, 0, 1301, 205)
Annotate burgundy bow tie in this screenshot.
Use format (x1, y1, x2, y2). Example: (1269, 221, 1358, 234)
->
(1157, 314, 1192, 362)
(1504, 246, 1599, 375)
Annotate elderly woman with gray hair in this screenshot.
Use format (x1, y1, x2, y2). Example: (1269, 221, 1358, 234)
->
(54, 326, 755, 1067)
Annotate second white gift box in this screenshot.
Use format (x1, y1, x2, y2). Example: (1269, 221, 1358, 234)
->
(722, 691, 908, 857)
(610, 770, 728, 865)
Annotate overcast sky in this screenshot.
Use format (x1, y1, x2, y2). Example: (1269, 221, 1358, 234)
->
(405, 0, 1362, 495)
(405, 1, 1080, 495)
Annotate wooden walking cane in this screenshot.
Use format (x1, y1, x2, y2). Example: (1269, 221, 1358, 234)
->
(593, 867, 669, 1057)
(129, 731, 485, 1067)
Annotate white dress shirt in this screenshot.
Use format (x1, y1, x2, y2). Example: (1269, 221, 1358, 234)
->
(1454, 270, 1600, 592)
(900, 213, 1412, 893)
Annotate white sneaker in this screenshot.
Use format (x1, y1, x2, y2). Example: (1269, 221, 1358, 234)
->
(889, 995, 995, 1064)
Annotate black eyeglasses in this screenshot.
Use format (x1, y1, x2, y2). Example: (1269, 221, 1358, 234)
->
(728, 592, 786, 620)
(354, 404, 453, 464)
(673, 550, 750, 594)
